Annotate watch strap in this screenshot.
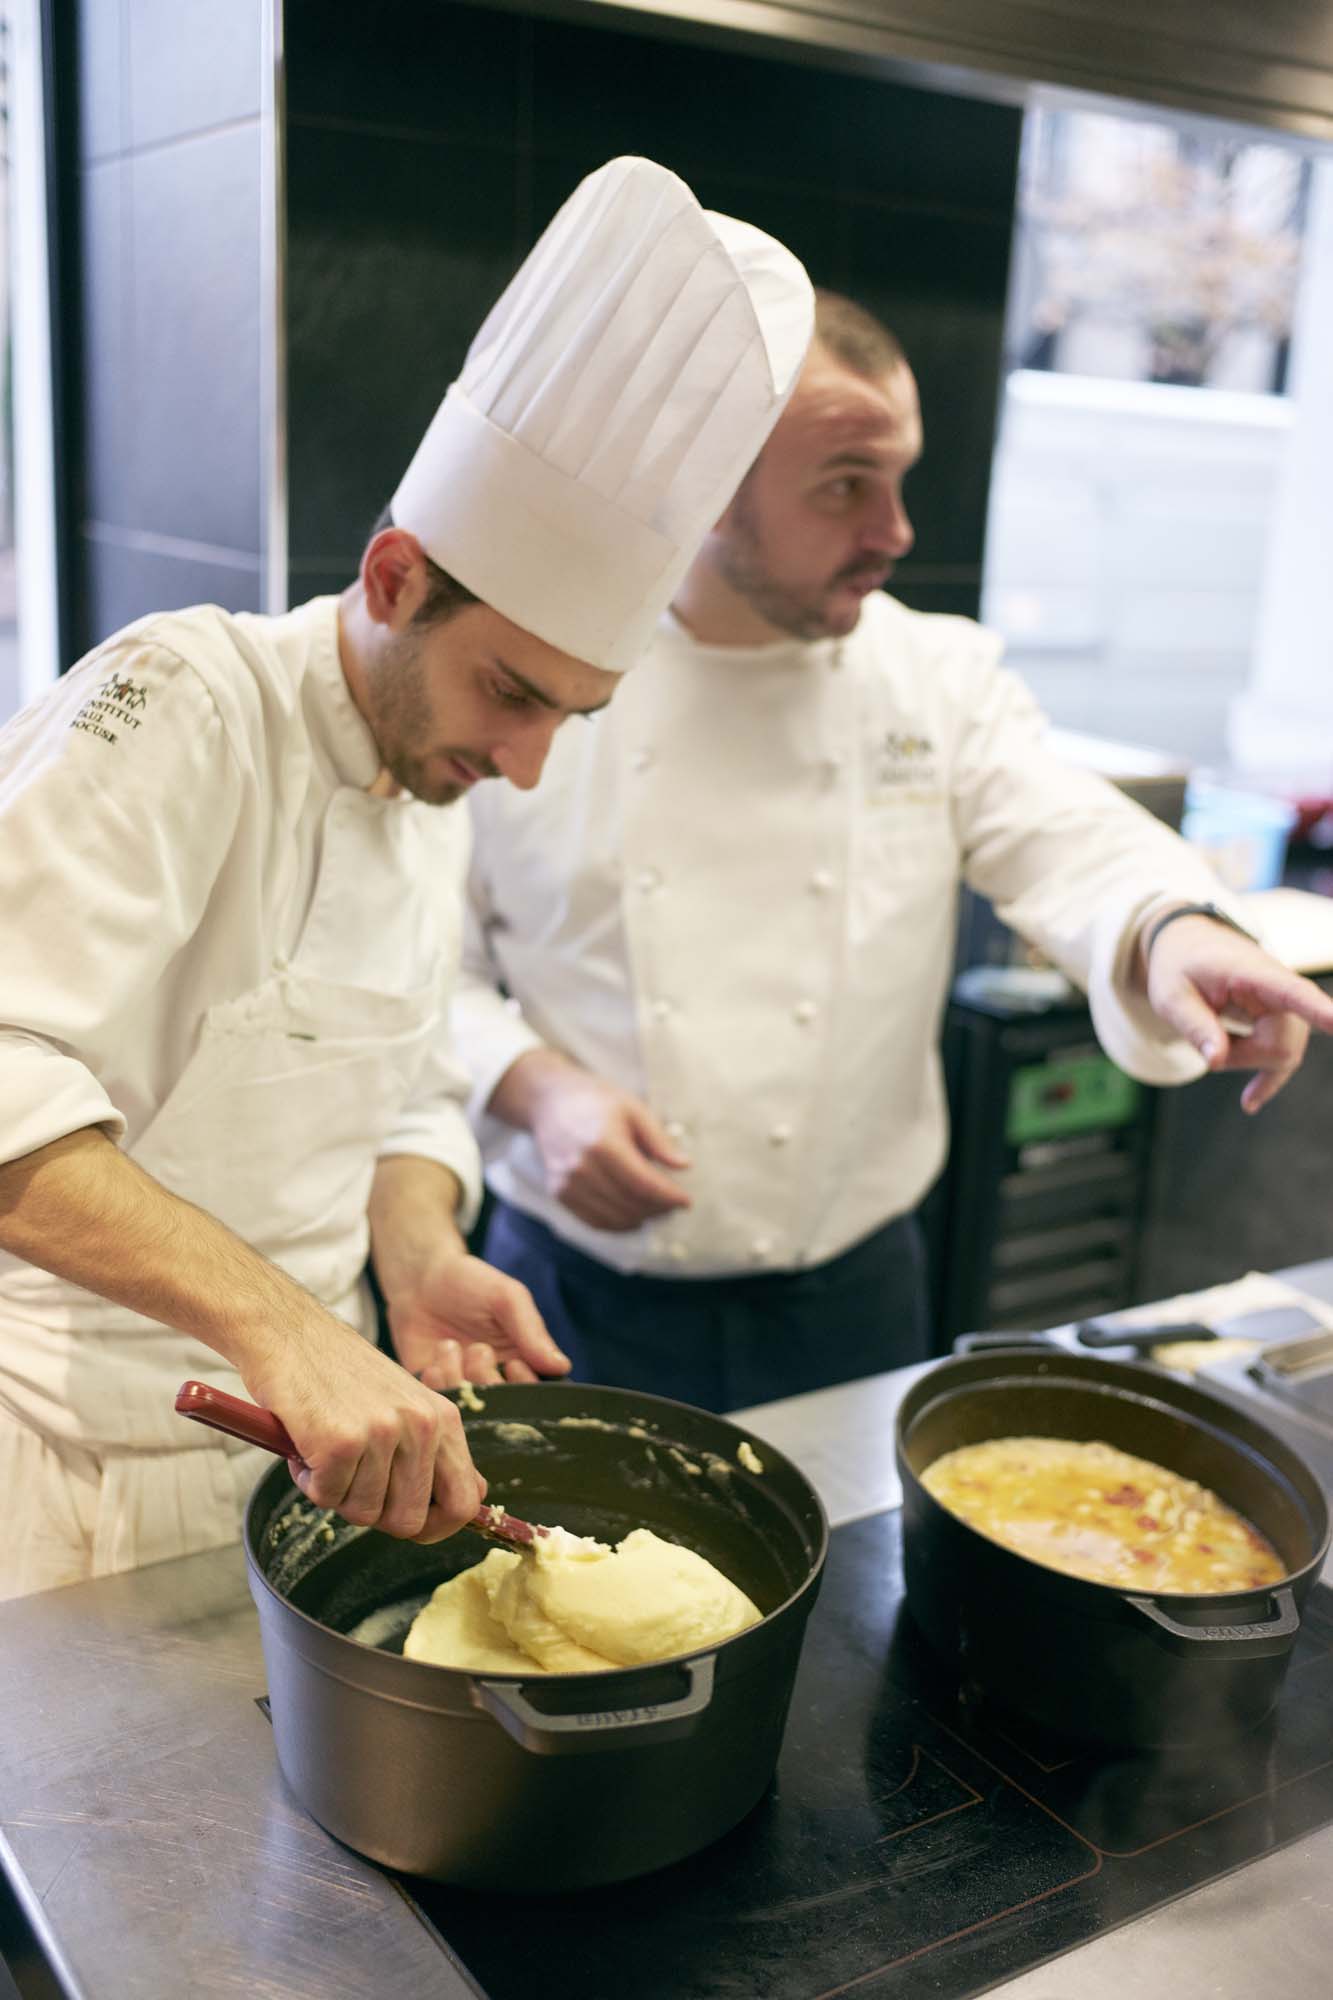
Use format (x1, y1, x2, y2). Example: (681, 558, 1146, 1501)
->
(1144, 899, 1259, 960)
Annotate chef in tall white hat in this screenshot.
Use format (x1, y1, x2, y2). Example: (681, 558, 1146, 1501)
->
(0, 156, 814, 1598)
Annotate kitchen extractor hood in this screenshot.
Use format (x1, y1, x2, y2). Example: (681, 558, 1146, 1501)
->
(509, 0, 1333, 146)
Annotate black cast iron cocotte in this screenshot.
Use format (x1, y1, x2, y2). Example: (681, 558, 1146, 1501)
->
(245, 1382, 828, 1890)
(894, 1349, 1330, 1748)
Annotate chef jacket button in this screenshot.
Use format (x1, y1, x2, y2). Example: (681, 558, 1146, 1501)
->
(651, 998, 673, 1021)
(793, 999, 818, 1024)
(769, 1122, 792, 1146)
(822, 754, 844, 779)
(668, 1241, 690, 1264)
(809, 869, 835, 895)
(637, 866, 662, 892)
(664, 1118, 687, 1142)
(631, 748, 653, 772)
(750, 1236, 774, 1261)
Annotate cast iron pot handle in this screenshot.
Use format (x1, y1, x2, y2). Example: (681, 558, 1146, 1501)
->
(1126, 1586, 1300, 1660)
(472, 1653, 717, 1756)
(953, 1332, 1062, 1355)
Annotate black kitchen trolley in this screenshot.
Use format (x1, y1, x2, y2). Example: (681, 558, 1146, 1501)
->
(924, 969, 1158, 1346)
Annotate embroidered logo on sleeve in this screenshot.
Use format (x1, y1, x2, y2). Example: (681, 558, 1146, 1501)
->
(70, 672, 152, 746)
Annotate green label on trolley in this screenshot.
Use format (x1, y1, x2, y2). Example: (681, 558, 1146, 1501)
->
(1006, 1054, 1141, 1145)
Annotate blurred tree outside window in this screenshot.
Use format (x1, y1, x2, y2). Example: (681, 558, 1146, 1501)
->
(1008, 105, 1309, 394)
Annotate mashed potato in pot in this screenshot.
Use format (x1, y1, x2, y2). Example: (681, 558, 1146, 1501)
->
(921, 1437, 1284, 1592)
(404, 1525, 762, 1674)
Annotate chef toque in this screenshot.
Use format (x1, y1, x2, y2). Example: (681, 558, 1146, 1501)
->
(390, 156, 814, 673)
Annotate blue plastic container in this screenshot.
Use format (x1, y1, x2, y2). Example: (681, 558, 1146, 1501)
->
(1181, 781, 1295, 893)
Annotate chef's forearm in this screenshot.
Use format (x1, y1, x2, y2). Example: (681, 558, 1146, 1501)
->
(485, 1046, 580, 1131)
(0, 1126, 333, 1371)
(1130, 900, 1242, 989)
(367, 1153, 466, 1302)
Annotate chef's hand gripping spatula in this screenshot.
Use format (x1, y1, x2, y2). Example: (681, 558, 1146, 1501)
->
(174, 1378, 547, 1551)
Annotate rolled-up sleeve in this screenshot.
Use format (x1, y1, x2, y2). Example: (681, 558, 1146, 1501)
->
(0, 1028, 126, 1161)
(379, 1030, 485, 1231)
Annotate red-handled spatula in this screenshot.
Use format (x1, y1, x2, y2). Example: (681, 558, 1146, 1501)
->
(174, 1379, 548, 1551)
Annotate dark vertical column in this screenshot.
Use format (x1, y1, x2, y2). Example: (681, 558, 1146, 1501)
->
(71, 0, 270, 657)
(41, 0, 81, 667)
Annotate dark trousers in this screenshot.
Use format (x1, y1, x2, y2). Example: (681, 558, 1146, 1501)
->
(482, 1198, 931, 1413)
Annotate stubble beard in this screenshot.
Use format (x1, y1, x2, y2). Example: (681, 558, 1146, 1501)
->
(716, 495, 863, 643)
(367, 631, 460, 806)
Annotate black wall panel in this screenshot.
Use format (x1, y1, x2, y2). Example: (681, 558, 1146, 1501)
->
(68, 1, 1022, 649)
(284, 0, 1022, 622)
(72, 0, 265, 658)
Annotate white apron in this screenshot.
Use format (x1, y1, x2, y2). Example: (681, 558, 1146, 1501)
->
(0, 788, 440, 1595)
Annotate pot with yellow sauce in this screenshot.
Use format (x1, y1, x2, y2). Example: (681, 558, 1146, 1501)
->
(896, 1350, 1329, 1748)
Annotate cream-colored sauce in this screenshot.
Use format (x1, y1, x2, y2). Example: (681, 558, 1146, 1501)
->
(922, 1436, 1284, 1593)
(403, 1524, 761, 1674)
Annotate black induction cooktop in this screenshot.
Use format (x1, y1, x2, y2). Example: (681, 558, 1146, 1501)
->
(396, 1510, 1333, 2000)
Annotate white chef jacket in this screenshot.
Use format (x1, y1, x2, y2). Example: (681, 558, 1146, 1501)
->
(0, 596, 481, 1460)
(457, 592, 1234, 1279)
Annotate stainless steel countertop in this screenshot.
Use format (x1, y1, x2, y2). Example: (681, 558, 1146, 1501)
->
(4, 1257, 1333, 2000)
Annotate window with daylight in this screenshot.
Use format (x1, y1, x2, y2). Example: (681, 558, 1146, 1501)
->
(982, 102, 1320, 771)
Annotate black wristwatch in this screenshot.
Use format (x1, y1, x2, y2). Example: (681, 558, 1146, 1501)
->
(1143, 899, 1259, 960)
